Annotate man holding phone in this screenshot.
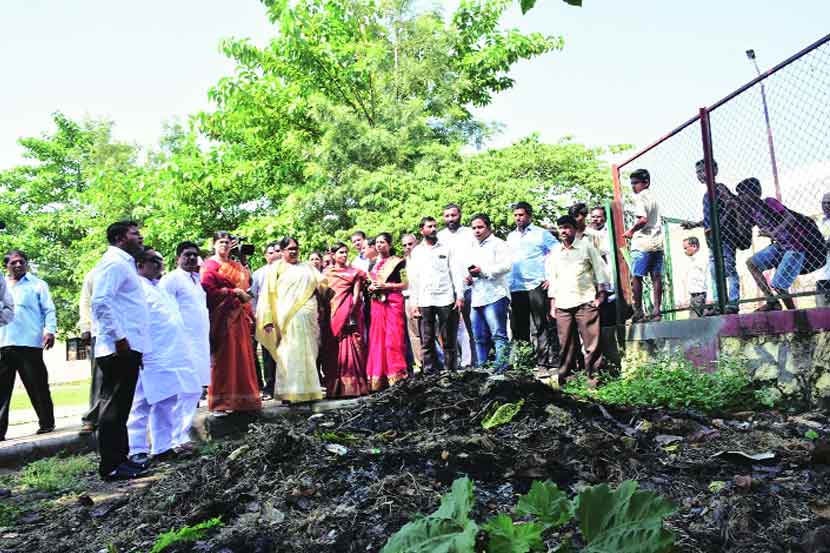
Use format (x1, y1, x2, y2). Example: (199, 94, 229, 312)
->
(466, 214, 512, 373)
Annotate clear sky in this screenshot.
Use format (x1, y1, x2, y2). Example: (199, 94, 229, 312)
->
(1, 0, 828, 171)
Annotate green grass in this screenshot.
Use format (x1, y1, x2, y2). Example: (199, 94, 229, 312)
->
(149, 517, 223, 553)
(18, 455, 96, 493)
(10, 379, 89, 411)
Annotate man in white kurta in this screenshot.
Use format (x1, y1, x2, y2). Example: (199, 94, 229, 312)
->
(159, 241, 210, 449)
(127, 248, 191, 460)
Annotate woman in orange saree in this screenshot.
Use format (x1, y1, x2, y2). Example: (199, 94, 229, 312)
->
(322, 242, 369, 397)
(365, 233, 408, 391)
(201, 232, 262, 414)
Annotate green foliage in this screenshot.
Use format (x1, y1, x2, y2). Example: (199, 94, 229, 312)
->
(382, 478, 675, 553)
(482, 514, 545, 553)
(0, 502, 22, 527)
(754, 386, 782, 409)
(18, 455, 96, 493)
(149, 517, 223, 553)
(565, 354, 756, 412)
(510, 340, 536, 374)
(381, 476, 479, 553)
(575, 480, 676, 553)
(316, 430, 361, 444)
(805, 429, 820, 441)
(520, 0, 583, 14)
(0, 0, 613, 336)
(516, 480, 573, 528)
(482, 400, 525, 429)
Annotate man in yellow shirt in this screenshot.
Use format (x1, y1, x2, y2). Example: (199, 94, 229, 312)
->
(547, 215, 609, 386)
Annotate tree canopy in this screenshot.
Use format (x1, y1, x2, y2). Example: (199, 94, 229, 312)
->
(0, 0, 614, 335)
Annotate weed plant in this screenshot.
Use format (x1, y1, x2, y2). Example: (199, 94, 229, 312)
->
(564, 352, 758, 412)
(19, 455, 96, 493)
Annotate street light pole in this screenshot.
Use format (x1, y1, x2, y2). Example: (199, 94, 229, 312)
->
(746, 49, 782, 201)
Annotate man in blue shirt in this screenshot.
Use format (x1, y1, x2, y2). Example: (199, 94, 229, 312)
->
(0, 250, 57, 440)
(507, 202, 559, 368)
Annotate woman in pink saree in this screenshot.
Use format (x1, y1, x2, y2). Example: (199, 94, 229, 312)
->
(365, 233, 408, 391)
(322, 242, 369, 397)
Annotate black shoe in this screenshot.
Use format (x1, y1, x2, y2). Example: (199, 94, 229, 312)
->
(36, 426, 55, 435)
(102, 463, 149, 481)
(126, 453, 152, 470)
(152, 449, 177, 463)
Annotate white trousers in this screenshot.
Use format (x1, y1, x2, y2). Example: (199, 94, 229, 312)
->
(127, 379, 178, 456)
(457, 319, 472, 367)
(172, 392, 201, 447)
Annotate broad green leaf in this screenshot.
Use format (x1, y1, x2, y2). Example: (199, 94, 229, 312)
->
(482, 400, 525, 430)
(516, 480, 573, 528)
(482, 514, 545, 553)
(575, 480, 676, 553)
(381, 477, 479, 553)
(520, 0, 583, 14)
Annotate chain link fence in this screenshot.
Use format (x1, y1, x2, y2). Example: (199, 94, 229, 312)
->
(610, 33, 830, 321)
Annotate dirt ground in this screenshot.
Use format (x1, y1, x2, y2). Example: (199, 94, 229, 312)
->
(1, 370, 829, 553)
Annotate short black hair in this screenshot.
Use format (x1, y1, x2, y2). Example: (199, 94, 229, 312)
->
(736, 177, 762, 197)
(695, 159, 719, 170)
(3, 249, 28, 266)
(629, 169, 650, 183)
(512, 201, 533, 215)
(213, 230, 231, 242)
(265, 241, 280, 252)
(366, 237, 376, 247)
(351, 230, 366, 240)
(470, 213, 491, 227)
(136, 246, 158, 264)
(568, 203, 588, 218)
(591, 205, 606, 215)
(443, 203, 462, 213)
(279, 236, 299, 249)
(175, 241, 200, 257)
(556, 215, 578, 228)
(684, 236, 700, 248)
(419, 216, 436, 229)
(330, 241, 348, 253)
(106, 221, 139, 245)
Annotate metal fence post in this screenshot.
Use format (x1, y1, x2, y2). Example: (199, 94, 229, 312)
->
(699, 107, 727, 314)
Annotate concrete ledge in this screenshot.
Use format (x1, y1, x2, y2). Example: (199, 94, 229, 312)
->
(0, 396, 371, 469)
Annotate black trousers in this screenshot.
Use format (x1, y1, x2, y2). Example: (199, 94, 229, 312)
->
(420, 304, 459, 373)
(510, 284, 558, 367)
(96, 350, 141, 476)
(0, 346, 55, 440)
(262, 346, 276, 395)
(81, 338, 104, 426)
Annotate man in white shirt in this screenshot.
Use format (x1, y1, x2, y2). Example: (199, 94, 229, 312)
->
(0, 250, 56, 441)
(91, 220, 150, 480)
(159, 241, 211, 451)
(350, 231, 371, 272)
(249, 241, 280, 399)
(622, 169, 664, 322)
(466, 214, 512, 373)
(437, 203, 476, 369)
(78, 267, 104, 434)
(682, 237, 708, 318)
(127, 247, 192, 465)
(547, 216, 609, 385)
(409, 216, 464, 373)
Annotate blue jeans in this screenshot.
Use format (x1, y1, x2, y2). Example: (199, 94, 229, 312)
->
(471, 297, 510, 372)
(709, 242, 740, 306)
(750, 243, 805, 290)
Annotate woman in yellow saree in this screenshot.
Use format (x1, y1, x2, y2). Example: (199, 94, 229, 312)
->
(255, 237, 327, 403)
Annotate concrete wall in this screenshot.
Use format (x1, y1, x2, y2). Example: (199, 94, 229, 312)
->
(624, 308, 830, 407)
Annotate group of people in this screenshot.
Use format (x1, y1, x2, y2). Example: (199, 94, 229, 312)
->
(630, 160, 830, 320)
(5, 165, 824, 481)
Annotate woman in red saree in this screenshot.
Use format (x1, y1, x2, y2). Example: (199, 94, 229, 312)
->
(365, 233, 408, 391)
(201, 232, 262, 414)
(322, 242, 369, 397)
